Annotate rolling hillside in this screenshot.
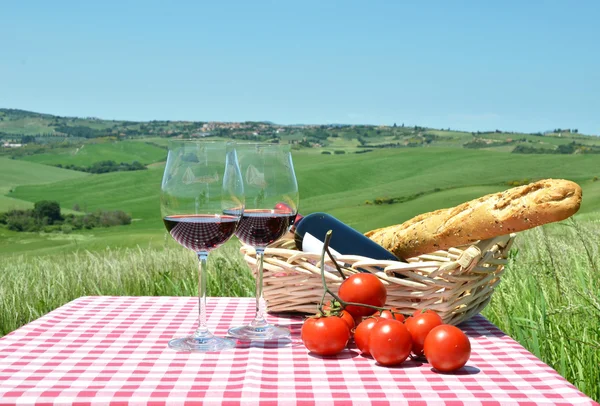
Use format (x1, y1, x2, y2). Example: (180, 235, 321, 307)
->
(2, 108, 600, 157)
(20, 140, 167, 167)
(0, 157, 87, 211)
(2, 108, 599, 256)
(3, 147, 600, 256)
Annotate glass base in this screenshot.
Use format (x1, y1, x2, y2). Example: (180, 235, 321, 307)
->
(168, 335, 236, 352)
(228, 324, 291, 341)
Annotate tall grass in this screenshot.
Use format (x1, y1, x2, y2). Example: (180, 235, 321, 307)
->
(0, 240, 254, 337)
(1, 221, 599, 401)
(483, 218, 600, 401)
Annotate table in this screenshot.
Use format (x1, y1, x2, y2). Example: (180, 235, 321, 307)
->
(0, 296, 596, 405)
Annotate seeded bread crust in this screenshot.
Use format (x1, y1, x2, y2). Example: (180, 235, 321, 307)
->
(365, 179, 582, 259)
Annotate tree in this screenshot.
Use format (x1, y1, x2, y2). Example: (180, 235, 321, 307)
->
(34, 201, 62, 224)
(20, 135, 36, 144)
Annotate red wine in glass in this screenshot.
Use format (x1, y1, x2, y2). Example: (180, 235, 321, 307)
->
(227, 143, 299, 341)
(235, 209, 296, 247)
(160, 140, 244, 352)
(164, 215, 239, 252)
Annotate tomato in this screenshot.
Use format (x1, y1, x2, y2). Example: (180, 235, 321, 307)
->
(320, 301, 355, 330)
(424, 324, 471, 372)
(321, 300, 338, 312)
(301, 316, 351, 356)
(369, 319, 412, 366)
(405, 311, 443, 357)
(274, 203, 302, 224)
(338, 273, 387, 318)
(412, 308, 438, 317)
(378, 308, 405, 323)
(274, 202, 292, 211)
(353, 317, 379, 356)
(338, 310, 355, 330)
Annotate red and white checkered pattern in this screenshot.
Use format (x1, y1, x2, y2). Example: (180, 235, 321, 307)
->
(0, 296, 596, 405)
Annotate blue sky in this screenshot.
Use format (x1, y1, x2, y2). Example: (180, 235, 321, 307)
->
(1, 1, 599, 134)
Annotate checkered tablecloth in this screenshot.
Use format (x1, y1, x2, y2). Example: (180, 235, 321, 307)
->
(0, 296, 596, 405)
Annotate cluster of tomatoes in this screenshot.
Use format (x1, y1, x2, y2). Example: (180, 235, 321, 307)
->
(300, 273, 471, 372)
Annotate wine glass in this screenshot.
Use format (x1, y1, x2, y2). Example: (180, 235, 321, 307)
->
(228, 143, 299, 340)
(161, 140, 244, 352)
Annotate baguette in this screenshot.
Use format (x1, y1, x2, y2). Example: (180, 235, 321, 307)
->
(365, 179, 582, 259)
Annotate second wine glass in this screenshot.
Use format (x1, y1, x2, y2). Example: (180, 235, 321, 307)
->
(228, 143, 299, 340)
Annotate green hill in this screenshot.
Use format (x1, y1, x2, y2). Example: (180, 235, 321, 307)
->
(20, 140, 167, 167)
(292, 148, 600, 229)
(2, 108, 599, 155)
(2, 108, 599, 256)
(0, 157, 87, 211)
(3, 147, 599, 256)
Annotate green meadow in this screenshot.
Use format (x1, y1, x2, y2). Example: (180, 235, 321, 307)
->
(3, 147, 600, 256)
(0, 157, 88, 211)
(1, 137, 599, 401)
(20, 140, 167, 167)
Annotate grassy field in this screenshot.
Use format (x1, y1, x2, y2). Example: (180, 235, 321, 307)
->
(484, 219, 600, 401)
(0, 238, 253, 337)
(0, 111, 56, 135)
(20, 140, 167, 166)
(0, 157, 88, 211)
(3, 147, 600, 255)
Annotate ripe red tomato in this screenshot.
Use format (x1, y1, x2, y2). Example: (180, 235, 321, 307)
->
(405, 311, 443, 357)
(301, 316, 350, 356)
(378, 308, 405, 322)
(338, 310, 355, 331)
(338, 273, 387, 317)
(412, 308, 438, 317)
(274, 202, 302, 224)
(424, 324, 471, 372)
(274, 202, 291, 211)
(369, 319, 412, 366)
(321, 301, 355, 330)
(353, 317, 379, 356)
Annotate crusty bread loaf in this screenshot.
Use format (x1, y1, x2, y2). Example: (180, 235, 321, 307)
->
(365, 179, 582, 259)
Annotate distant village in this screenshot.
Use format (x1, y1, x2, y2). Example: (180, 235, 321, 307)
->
(2, 142, 23, 148)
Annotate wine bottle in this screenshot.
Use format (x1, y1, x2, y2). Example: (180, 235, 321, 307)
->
(293, 212, 402, 261)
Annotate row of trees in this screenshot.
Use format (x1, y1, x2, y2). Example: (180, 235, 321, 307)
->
(513, 142, 600, 154)
(54, 160, 146, 174)
(0, 201, 132, 233)
(54, 125, 107, 138)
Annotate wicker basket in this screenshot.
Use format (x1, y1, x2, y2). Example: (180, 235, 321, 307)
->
(240, 233, 516, 326)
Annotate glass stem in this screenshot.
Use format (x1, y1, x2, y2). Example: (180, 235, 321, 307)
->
(194, 252, 212, 339)
(251, 248, 268, 327)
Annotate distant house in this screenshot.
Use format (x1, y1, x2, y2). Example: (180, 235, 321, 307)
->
(2, 142, 23, 148)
